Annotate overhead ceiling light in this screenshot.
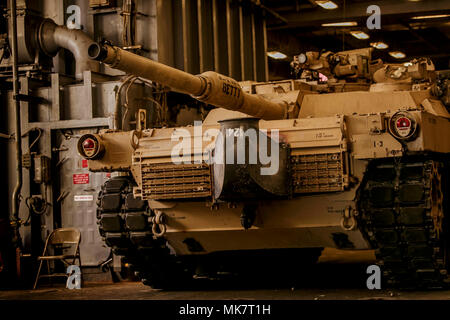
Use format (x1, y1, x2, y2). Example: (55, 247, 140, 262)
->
(350, 31, 370, 40)
(389, 51, 406, 59)
(412, 14, 450, 20)
(370, 41, 389, 49)
(315, 1, 338, 10)
(267, 51, 288, 60)
(322, 21, 358, 27)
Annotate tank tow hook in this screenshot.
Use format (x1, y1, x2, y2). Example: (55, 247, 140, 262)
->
(150, 210, 167, 238)
(340, 206, 357, 231)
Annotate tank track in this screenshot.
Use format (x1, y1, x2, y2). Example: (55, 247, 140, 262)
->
(357, 157, 450, 289)
(96, 176, 189, 289)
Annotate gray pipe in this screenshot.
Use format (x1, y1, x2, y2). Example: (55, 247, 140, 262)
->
(10, 0, 22, 239)
(38, 19, 99, 80)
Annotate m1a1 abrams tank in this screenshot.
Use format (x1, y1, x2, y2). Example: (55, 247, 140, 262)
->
(79, 42, 450, 289)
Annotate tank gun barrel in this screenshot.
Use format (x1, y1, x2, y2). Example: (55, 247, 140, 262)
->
(88, 43, 287, 120)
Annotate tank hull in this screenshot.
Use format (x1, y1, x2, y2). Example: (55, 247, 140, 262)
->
(92, 101, 450, 255)
(158, 194, 369, 256)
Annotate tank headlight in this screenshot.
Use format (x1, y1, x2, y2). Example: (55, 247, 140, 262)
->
(298, 53, 307, 64)
(388, 111, 418, 140)
(77, 134, 104, 159)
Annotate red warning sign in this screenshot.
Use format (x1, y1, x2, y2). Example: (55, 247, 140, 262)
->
(73, 173, 89, 184)
(82, 159, 88, 168)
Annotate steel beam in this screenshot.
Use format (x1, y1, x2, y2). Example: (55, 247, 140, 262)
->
(270, 0, 450, 30)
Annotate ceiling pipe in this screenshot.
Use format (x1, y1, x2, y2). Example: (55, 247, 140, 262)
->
(250, 0, 288, 25)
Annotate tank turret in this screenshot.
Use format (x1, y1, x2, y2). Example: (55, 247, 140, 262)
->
(88, 42, 287, 120)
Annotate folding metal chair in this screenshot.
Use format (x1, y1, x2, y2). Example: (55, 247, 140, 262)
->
(33, 228, 81, 289)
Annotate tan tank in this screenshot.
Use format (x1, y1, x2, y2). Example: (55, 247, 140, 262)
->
(80, 42, 450, 289)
